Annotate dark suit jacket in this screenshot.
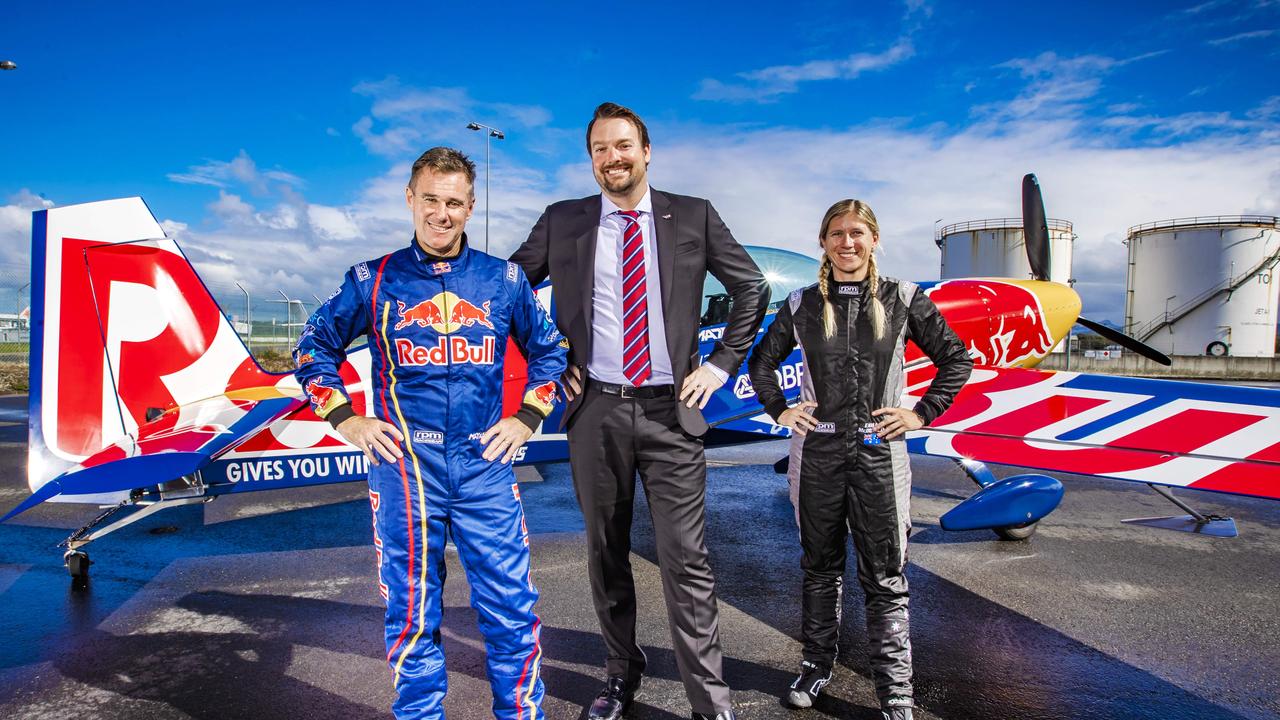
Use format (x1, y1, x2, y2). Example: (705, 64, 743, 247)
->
(510, 189, 770, 436)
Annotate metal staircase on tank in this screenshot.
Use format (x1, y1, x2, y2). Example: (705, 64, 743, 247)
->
(1130, 234, 1280, 344)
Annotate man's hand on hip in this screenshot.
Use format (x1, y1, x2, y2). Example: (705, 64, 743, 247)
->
(336, 416, 404, 466)
(480, 417, 534, 464)
(561, 365, 583, 402)
(679, 364, 728, 410)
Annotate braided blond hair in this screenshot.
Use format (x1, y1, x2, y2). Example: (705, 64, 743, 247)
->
(818, 254, 837, 338)
(818, 199, 886, 341)
(865, 252, 886, 341)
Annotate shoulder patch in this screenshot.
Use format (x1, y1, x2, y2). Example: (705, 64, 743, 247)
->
(788, 289, 804, 314)
(894, 278, 918, 304)
(506, 261, 519, 284)
(355, 261, 371, 281)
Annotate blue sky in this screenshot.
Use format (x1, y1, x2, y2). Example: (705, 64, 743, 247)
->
(2, 0, 1277, 323)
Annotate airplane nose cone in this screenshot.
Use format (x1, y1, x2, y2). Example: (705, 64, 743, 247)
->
(1028, 280, 1082, 351)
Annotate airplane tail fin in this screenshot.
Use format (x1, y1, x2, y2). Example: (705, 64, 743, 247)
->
(28, 197, 280, 497)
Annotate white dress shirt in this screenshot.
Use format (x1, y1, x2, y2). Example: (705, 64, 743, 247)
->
(589, 188, 675, 385)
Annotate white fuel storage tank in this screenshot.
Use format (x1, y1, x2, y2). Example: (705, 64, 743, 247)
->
(1124, 216, 1279, 358)
(936, 218, 1074, 285)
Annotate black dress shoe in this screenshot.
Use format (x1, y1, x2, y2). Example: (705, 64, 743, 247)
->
(587, 676, 640, 720)
(691, 712, 736, 720)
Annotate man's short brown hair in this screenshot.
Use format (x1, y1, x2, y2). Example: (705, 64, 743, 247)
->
(586, 102, 650, 153)
(409, 147, 476, 194)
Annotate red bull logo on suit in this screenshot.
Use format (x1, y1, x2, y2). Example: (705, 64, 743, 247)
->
(394, 292, 494, 334)
(393, 292, 497, 367)
(524, 381, 558, 414)
(395, 336, 496, 366)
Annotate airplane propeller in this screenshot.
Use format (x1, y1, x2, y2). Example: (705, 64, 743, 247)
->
(1021, 173, 1172, 366)
(1022, 174, 1051, 283)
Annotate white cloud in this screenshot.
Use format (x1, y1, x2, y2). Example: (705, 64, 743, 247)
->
(693, 40, 915, 103)
(168, 150, 303, 196)
(643, 120, 1279, 323)
(1207, 28, 1277, 45)
(148, 111, 1277, 328)
(350, 78, 553, 158)
(0, 190, 54, 270)
(977, 51, 1168, 123)
(1247, 95, 1280, 120)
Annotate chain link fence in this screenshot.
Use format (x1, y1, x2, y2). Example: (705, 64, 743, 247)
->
(0, 264, 31, 368)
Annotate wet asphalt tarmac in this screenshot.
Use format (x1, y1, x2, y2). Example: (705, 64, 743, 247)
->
(0, 391, 1277, 720)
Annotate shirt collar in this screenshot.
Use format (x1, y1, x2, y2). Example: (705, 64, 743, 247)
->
(410, 232, 471, 275)
(600, 186, 653, 221)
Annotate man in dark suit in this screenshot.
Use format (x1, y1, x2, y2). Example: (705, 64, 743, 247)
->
(511, 103, 769, 720)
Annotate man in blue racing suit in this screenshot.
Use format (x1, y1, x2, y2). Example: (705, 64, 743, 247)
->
(294, 147, 568, 719)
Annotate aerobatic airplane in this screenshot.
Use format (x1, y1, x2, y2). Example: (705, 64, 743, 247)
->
(6, 176, 1279, 582)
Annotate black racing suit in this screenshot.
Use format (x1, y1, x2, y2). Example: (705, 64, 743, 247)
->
(748, 275, 971, 707)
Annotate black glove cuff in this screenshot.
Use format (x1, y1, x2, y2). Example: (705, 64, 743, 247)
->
(325, 404, 357, 430)
(514, 404, 544, 432)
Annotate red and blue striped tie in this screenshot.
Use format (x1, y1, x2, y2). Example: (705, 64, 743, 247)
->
(617, 210, 651, 386)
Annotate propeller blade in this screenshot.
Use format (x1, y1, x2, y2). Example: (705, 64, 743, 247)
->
(1075, 316, 1172, 366)
(1022, 173, 1051, 281)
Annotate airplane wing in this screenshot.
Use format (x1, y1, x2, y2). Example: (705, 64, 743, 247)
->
(2, 390, 306, 522)
(714, 360, 1280, 502)
(906, 365, 1280, 501)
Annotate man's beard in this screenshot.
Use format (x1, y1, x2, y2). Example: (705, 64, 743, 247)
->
(597, 164, 641, 194)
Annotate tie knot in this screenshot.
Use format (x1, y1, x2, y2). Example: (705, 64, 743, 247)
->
(616, 210, 640, 221)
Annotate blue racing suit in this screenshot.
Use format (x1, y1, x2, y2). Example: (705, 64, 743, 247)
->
(294, 236, 567, 719)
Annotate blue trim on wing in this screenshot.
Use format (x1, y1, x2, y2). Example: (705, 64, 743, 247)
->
(1056, 373, 1280, 442)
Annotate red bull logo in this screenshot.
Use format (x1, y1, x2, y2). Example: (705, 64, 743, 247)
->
(532, 382, 557, 406)
(305, 378, 344, 414)
(925, 280, 1055, 367)
(395, 336, 496, 366)
(450, 299, 494, 330)
(393, 293, 494, 333)
(395, 299, 445, 330)
(525, 381, 558, 411)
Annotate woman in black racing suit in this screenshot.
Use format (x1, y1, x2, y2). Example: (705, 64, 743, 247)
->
(748, 199, 972, 719)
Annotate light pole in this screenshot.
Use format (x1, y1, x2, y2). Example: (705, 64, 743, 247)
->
(465, 122, 504, 253)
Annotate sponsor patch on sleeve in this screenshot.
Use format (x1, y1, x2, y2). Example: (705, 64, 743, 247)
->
(507, 261, 518, 283)
(523, 380, 559, 415)
(355, 262, 371, 281)
(305, 378, 347, 417)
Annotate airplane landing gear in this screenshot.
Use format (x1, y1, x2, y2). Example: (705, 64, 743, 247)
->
(64, 550, 91, 585)
(994, 522, 1038, 541)
(57, 491, 210, 588)
(941, 458, 1064, 541)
